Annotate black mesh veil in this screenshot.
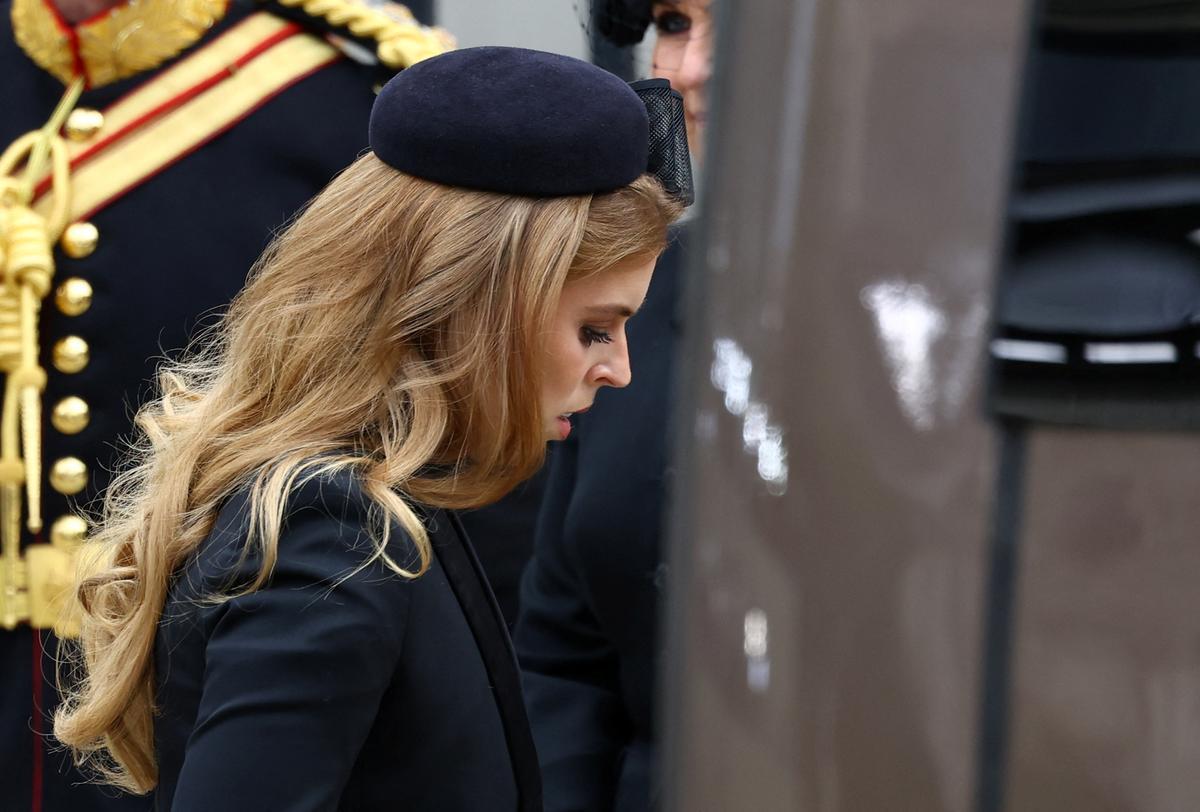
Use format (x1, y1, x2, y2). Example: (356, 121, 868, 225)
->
(631, 78, 695, 205)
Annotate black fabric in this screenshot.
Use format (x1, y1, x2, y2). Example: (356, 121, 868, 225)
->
(0, 3, 379, 809)
(440, 512, 543, 810)
(154, 472, 539, 811)
(458, 466, 549, 629)
(405, 0, 432, 23)
(370, 46, 648, 197)
(515, 230, 687, 812)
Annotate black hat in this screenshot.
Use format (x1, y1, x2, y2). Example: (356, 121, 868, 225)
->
(369, 46, 691, 202)
(597, 0, 654, 46)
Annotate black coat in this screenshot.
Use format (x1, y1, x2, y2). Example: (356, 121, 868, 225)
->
(514, 232, 687, 812)
(155, 471, 541, 811)
(458, 467, 548, 628)
(0, 3, 384, 809)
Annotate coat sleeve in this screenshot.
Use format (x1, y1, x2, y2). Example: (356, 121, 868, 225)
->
(169, 478, 412, 812)
(514, 434, 630, 812)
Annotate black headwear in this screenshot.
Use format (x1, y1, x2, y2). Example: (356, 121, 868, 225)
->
(597, 0, 654, 46)
(369, 46, 692, 203)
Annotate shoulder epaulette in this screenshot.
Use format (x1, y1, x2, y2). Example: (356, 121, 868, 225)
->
(263, 0, 455, 72)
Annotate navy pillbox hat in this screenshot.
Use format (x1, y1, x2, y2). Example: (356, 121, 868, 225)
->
(369, 46, 650, 197)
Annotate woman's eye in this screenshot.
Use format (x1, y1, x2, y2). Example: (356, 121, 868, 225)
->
(653, 10, 692, 36)
(581, 326, 614, 347)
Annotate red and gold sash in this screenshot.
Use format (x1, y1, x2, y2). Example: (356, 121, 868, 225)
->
(31, 12, 342, 223)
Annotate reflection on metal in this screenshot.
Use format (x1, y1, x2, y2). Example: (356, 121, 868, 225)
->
(992, 340, 1183, 366)
(743, 608, 771, 693)
(861, 281, 948, 431)
(762, 0, 819, 333)
(1083, 342, 1177, 364)
(990, 338, 1068, 364)
(710, 338, 788, 495)
(664, 0, 1027, 806)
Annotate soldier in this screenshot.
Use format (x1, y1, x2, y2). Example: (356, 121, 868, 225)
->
(0, 0, 449, 808)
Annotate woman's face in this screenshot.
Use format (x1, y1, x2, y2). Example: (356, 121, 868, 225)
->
(651, 0, 714, 163)
(540, 255, 657, 441)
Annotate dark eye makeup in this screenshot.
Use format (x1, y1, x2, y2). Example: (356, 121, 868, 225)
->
(653, 9, 692, 36)
(581, 326, 614, 347)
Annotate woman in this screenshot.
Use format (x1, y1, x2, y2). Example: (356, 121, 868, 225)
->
(52, 46, 688, 811)
(515, 3, 714, 809)
(600, 0, 713, 161)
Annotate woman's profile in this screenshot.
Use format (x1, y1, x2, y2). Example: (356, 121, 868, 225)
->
(52, 46, 689, 811)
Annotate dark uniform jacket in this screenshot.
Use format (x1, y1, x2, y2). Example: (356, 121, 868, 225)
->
(154, 471, 541, 811)
(0, 1, 435, 808)
(515, 232, 687, 812)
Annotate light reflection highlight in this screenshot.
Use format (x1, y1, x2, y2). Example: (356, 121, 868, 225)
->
(743, 608, 771, 693)
(710, 338, 788, 495)
(861, 282, 947, 431)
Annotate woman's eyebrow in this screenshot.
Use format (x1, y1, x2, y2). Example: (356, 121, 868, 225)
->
(583, 304, 638, 319)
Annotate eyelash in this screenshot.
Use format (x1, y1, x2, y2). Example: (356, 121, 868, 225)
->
(581, 326, 613, 347)
(653, 10, 692, 36)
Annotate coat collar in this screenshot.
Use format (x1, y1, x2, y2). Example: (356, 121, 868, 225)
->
(429, 509, 543, 812)
(11, 0, 228, 88)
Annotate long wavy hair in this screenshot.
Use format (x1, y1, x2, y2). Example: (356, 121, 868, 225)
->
(53, 152, 681, 793)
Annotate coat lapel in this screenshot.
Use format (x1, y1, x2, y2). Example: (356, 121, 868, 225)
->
(430, 510, 543, 811)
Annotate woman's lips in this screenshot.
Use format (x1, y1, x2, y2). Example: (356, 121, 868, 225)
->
(553, 406, 590, 440)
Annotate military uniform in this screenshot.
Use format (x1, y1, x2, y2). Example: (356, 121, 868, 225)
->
(0, 0, 448, 808)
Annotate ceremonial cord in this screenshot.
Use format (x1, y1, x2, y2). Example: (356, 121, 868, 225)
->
(270, 0, 452, 68)
(0, 78, 82, 563)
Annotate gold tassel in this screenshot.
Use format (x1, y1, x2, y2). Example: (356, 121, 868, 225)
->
(0, 78, 80, 629)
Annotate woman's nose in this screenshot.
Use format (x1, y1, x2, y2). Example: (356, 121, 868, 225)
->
(589, 345, 632, 389)
(677, 30, 713, 93)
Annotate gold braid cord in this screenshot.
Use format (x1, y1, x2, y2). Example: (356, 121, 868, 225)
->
(271, 0, 455, 69)
(0, 79, 81, 633)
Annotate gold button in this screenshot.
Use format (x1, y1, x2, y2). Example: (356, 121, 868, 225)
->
(49, 457, 88, 495)
(50, 515, 88, 549)
(51, 396, 90, 434)
(64, 108, 104, 141)
(61, 222, 99, 259)
(55, 277, 93, 317)
(52, 336, 89, 374)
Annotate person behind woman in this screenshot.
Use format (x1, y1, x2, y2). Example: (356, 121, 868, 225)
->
(51, 46, 688, 811)
(514, 2, 714, 809)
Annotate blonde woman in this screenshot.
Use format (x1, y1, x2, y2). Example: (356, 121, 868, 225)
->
(53, 47, 690, 811)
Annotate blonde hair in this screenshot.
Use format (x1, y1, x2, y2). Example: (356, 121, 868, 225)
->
(53, 153, 681, 793)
